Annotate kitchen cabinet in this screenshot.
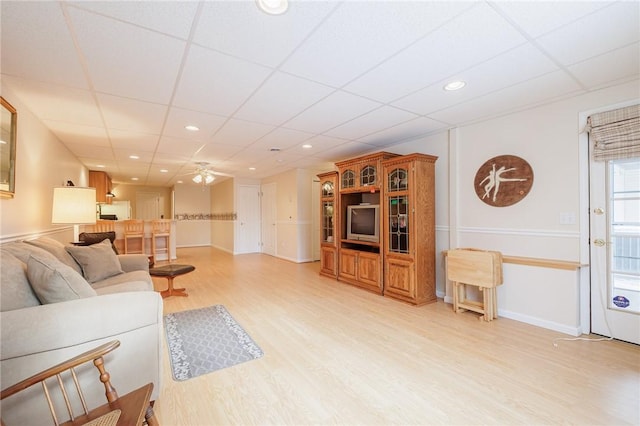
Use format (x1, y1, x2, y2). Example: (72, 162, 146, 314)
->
(89, 171, 112, 204)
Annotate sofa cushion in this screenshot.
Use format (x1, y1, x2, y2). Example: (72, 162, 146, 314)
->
(26, 254, 97, 304)
(25, 237, 82, 275)
(65, 239, 124, 283)
(91, 270, 153, 292)
(79, 231, 119, 254)
(0, 251, 41, 311)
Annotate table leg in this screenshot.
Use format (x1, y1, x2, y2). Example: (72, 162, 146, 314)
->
(160, 276, 188, 298)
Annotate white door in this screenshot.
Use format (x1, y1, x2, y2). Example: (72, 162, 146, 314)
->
(590, 156, 640, 344)
(261, 183, 277, 256)
(136, 193, 162, 220)
(236, 185, 261, 254)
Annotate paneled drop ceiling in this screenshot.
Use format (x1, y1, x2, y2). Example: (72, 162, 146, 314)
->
(1, 1, 638, 186)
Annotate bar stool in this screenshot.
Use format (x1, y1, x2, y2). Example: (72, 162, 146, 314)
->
(87, 219, 115, 233)
(123, 219, 145, 254)
(151, 219, 171, 262)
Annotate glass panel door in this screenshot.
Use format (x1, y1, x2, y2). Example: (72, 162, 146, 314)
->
(590, 156, 640, 344)
(388, 195, 409, 253)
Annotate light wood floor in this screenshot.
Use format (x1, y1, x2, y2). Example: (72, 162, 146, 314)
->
(151, 247, 639, 425)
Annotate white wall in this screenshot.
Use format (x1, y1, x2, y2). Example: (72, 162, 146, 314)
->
(174, 183, 212, 247)
(387, 79, 640, 335)
(0, 85, 87, 242)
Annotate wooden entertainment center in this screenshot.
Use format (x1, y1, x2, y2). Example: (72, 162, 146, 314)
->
(318, 151, 438, 305)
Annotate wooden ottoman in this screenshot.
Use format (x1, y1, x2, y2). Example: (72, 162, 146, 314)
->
(149, 264, 195, 298)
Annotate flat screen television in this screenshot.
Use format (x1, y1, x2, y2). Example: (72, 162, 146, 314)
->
(347, 204, 380, 243)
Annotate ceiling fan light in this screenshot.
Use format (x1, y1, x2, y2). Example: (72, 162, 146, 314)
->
(256, 0, 288, 15)
(192, 174, 203, 184)
(205, 175, 215, 184)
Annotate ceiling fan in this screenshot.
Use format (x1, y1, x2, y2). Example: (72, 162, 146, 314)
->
(182, 162, 231, 186)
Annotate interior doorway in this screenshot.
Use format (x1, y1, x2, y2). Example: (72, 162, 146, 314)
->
(136, 192, 163, 220)
(236, 185, 261, 254)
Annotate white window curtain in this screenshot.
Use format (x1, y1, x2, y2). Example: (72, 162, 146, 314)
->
(586, 104, 640, 161)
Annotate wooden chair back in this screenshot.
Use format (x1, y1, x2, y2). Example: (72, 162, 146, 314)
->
(151, 219, 171, 236)
(0, 341, 159, 426)
(88, 220, 115, 233)
(124, 220, 144, 235)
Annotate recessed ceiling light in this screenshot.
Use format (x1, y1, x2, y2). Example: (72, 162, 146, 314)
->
(177, 180, 183, 184)
(443, 80, 466, 91)
(96, 164, 105, 168)
(185, 125, 199, 132)
(129, 155, 139, 160)
(131, 177, 139, 181)
(160, 169, 168, 173)
(302, 144, 312, 149)
(256, 0, 288, 15)
(249, 167, 256, 171)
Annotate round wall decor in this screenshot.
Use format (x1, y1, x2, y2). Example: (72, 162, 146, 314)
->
(474, 155, 534, 207)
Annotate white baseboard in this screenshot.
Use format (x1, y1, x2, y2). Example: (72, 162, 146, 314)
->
(440, 296, 581, 336)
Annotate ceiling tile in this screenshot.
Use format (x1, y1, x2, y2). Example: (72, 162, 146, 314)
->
(324, 106, 419, 140)
(109, 129, 159, 152)
(393, 43, 559, 115)
(194, 143, 247, 163)
(535, 2, 640, 66)
(2, 77, 102, 126)
(492, 1, 611, 38)
(42, 121, 109, 146)
(427, 70, 583, 125)
(234, 72, 334, 125)
(281, 1, 476, 88)
(68, 7, 186, 104)
(210, 118, 275, 147)
(344, 2, 528, 103)
(569, 43, 640, 89)
(193, 1, 336, 68)
(284, 91, 381, 134)
(312, 141, 378, 162)
(163, 107, 227, 140)
(97, 94, 168, 134)
(63, 142, 113, 160)
(173, 45, 273, 115)
(155, 136, 204, 158)
(357, 117, 448, 147)
(68, 1, 199, 40)
(1, 2, 87, 89)
(249, 128, 316, 151)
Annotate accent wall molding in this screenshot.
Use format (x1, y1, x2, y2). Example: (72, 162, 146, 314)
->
(458, 226, 579, 239)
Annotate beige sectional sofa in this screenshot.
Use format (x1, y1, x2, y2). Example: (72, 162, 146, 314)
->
(0, 237, 163, 425)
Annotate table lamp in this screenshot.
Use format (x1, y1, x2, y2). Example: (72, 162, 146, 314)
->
(52, 186, 96, 242)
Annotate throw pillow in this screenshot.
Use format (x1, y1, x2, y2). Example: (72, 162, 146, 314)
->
(79, 231, 119, 254)
(26, 254, 97, 304)
(24, 237, 83, 275)
(65, 239, 124, 283)
(1, 251, 41, 311)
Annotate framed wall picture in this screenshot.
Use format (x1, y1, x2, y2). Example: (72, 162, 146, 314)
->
(474, 155, 534, 207)
(0, 97, 17, 199)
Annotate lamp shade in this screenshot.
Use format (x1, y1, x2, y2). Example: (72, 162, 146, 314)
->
(52, 187, 96, 224)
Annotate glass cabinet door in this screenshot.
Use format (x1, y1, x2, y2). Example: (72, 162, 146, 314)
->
(387, 167, 410, 254)
(322, 201, 334, 242)
(388, 195, 409, 253)
(342, 169, 356, 189)
(360, 165, 376, 187)
(321, 180, 334, 197)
